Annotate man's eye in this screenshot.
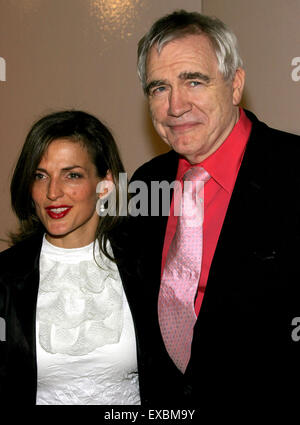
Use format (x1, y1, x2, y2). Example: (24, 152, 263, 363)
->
(152, 86, 166, 96)
(190, 81, 202, 87)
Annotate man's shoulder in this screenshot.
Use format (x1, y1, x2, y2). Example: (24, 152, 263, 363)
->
(245, 109, 300, 183)
(131, 149, 179, 182)
(246, 109, 300, 149)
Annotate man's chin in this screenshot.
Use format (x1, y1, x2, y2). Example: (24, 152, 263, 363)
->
(170, 142, 200, 163)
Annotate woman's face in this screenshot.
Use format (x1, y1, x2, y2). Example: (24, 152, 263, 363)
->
(31, 138, 103, 248)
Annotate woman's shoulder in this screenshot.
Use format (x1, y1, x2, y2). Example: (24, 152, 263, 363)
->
(0, 233, 43, 271)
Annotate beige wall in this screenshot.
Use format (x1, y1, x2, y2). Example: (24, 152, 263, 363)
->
(1, 0, 299, 251)
(0, 0, 202, 250)
(202, 0, 300, 134)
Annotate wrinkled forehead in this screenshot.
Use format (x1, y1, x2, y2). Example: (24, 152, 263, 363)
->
(145, 33, 219, 79)
(153, 26, 211, 53)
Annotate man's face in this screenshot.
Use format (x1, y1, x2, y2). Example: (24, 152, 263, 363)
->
(145, 34, 245, 164)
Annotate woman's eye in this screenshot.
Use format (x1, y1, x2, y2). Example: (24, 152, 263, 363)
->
(34, 173, 46, 180)
(68, 172, 83, 179)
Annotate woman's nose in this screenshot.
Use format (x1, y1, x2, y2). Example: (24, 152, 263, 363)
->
(47, 178, 64, 200)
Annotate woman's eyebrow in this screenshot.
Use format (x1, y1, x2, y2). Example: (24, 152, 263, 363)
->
(61, 165, 85, 171)
(35, 165, 86, 172)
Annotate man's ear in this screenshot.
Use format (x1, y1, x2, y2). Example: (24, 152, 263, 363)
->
(232, 67, 245, 106)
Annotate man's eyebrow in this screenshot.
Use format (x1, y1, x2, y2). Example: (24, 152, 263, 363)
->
(146, 72, 211, 94)
(145, 80, 167, 95)
(179, 71, 211, 82)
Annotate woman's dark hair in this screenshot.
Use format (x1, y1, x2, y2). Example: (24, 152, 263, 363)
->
(10, 110, 126, 260)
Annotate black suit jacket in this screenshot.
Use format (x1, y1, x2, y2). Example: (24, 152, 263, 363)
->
(0, 222, 151, 405)
(130, 110, 300, 411)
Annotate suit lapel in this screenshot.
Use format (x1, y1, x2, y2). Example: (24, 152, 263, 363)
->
(200, 118, 278, 312)
(9, 234, 43, 351)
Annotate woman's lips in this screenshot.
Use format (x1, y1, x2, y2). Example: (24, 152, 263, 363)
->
(45, 206, 72, 219)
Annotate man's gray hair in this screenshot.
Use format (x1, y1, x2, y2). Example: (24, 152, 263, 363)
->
(137, 9, 243, 93)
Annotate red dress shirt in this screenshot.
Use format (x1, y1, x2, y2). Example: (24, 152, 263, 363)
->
(161, 108, 252, 316)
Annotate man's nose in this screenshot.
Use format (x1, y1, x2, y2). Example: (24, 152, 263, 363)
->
(168, 87, 192, 117)
(47, 178, 64, 200)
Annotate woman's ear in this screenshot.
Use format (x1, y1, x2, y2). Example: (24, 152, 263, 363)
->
(97, 170, 115, 199)
(104, 170, 114, 183)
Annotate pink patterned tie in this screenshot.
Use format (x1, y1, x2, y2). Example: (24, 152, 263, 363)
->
(158, 167, 210, 373)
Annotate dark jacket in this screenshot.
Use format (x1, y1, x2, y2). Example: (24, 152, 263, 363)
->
(129, 110, 300, 410)
(0, 223, 151, 405)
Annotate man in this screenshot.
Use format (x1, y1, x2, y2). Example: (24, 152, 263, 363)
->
(131, 10, 300, 411)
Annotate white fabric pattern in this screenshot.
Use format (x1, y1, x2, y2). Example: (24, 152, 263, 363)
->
(38, 253, 123, 356)
(36, 236, 140, 405)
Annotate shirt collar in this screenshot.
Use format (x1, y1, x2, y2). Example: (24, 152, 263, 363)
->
(176, 108, 252, 193)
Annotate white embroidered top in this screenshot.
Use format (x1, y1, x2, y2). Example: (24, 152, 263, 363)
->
(35, 236, 140, 405)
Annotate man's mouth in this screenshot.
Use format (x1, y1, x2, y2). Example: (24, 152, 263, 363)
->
(168, 122, 199, 132)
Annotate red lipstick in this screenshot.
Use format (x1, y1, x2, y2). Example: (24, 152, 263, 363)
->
(45, 205, 72, 219)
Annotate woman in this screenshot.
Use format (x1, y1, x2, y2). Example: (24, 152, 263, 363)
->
(0, 110, 141, 405)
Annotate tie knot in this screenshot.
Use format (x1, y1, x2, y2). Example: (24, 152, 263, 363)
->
(183, 166, 210, 183)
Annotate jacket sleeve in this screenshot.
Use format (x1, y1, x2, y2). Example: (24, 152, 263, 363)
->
(0, 275, 8, 400)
